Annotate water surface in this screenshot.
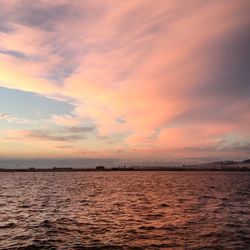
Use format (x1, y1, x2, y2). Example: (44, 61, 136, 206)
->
(0, 171, 249, 249)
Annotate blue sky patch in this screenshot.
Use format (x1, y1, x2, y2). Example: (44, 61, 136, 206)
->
(0, 86, 74, 120)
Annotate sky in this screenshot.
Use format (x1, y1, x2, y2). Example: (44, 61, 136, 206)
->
(0, 0, 249, 162)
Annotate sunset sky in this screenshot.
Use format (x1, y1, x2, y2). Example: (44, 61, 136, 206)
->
(0, 0, 249, 161)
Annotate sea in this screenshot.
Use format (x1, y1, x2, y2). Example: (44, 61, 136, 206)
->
(0, 171, 249, 249)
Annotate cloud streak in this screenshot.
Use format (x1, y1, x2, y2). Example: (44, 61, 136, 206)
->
(0, 112, 32, 124)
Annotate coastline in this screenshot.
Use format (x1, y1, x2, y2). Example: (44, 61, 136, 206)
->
(0, 167, 249, 172)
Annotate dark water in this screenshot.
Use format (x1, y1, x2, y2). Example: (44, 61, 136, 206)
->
(0, 172, 249, 249)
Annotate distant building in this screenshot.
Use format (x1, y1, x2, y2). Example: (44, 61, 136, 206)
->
(96, 166, 105, 171)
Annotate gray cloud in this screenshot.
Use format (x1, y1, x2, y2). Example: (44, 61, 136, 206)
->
(27, 130, 82, 142)
(193, 23, 250, 100)
(13, 1, 75, 31)
(170, 21, 250, 129)
(0, 49, 28, 59)
(0, 49, 42, 62)
(6, 125, 96, 142)
(67, 126, 95, 133)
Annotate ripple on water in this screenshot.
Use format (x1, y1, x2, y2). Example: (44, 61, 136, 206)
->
(0, 171, 249, 249)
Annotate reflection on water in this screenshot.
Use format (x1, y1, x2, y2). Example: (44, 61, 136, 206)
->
(0, 171, 249, 249)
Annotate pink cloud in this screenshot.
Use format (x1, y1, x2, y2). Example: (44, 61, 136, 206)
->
(0, 0, 249, 159)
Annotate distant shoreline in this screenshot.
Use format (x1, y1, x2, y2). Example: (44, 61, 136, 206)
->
(0, 167, 249, 172)
(1, 159, 249, 172)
